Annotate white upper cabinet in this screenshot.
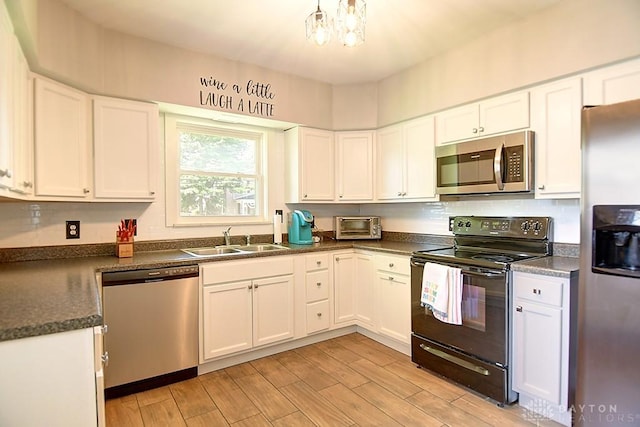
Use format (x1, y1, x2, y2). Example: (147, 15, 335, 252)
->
(0, 5, 14, 190)
(10, 36, 33, 196)
(335, 130, 374, 201)
(583, 57, 640, 106)
(285, 127, 335, 202)
(530, 76, 582, 199)
(376, 115, 437, 201)
(436, 91, 530, 145)
(93, 96, 159, 200)
(34, 76, 91, 198)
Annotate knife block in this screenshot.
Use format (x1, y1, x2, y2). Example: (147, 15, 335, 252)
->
(116, 236, 134, 258)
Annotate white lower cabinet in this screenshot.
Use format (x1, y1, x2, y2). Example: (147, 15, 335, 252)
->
(374, 253, 411, 344)
(0, 327, 102, 427)
(512, 271, 576, 427)
(200, 257, 294, 361)
(333, 251, 357, 324)
(304, 253, 331, 334)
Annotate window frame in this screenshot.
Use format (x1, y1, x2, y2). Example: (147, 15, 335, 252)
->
(164, 114, 269, 227)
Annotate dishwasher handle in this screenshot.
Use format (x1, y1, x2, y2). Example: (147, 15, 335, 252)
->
(102, 265, 199, 286)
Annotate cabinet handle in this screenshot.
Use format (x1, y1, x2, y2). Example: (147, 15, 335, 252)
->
(102, 324, 108, 334)
(335, 258, 339, 262)
(316, 282, 322, 287)
(397, 191, 402, 196)
(478, 126, 484, 133)
(303, 193, 308, 198)
(538, 185, 545, 190)
(101, 351, 109, 366)
(516, 306, 523, 312)
(472, 128, 478, 134)
(388, 276, 394, 281)
(248, 284, 253, 290)
(83, 188, 90, 194)
(317, 312, 322, 317)
(23, 181, 33, 188)
(317, 261, 322, 266)
(389, 263, 394, 268)
(402, 192, 407, 196)
(150, 191, 156, 195)
(0, 169, 11, 178)
(339, 195, 343, 198)
(533, 288, 541, 295)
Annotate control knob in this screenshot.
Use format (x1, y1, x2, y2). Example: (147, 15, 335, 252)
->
(533, 221, 542, 232)
(465, 221, 472, 228)
(521, 222, 530, 232)
(457, 220, 465, 228)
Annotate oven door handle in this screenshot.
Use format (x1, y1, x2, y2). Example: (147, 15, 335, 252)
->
(418, 344, 490, 376)
(411, 259, 505, 278)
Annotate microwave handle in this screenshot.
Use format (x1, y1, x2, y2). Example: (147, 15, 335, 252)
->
(494, 142, 505, 190)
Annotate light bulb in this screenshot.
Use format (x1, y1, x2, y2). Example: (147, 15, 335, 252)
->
(345, 12, 357, 31)
(344, 31, 357, 47)
(315, 27, 328, 45)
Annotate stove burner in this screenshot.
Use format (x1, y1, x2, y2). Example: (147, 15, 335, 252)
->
(471, 254, 515, 263)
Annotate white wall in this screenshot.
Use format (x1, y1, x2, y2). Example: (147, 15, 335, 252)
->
(4, 0, 635, 248)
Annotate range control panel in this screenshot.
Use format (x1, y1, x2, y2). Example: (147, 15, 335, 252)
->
(451, 216, 552, 239)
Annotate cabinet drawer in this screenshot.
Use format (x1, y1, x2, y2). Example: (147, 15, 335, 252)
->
(306, 270, 329, 302)
(305, 253, 330, 271)
(306, 300, 330, 334)
(375, 254, 410, 276)
(514, 274, 564, 307)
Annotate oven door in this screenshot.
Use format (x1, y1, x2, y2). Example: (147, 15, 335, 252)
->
(410, 257, 508, 366)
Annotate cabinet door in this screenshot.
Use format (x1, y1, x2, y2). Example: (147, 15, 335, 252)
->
(34, 77, 91, 198)
(333, 252, 356, 324)
(531, 77, 582, 199)
(0, 9, 14, 189)
(10, 36, 33, 195)
(404, 115, 437, 200)
(513, 299, 562, 405)
(375, 124, 404, 200)
(93, 97, 159, 200)
(479, 91, 529, 136)
(583, 58, 640, 105)
(202, 280, 253, 360)
(376, 272, 410, 344)
(301, 128, 334, 201)
(355, 252, 375, 327)
(435, 103, 479, 144)
(253, 275, 294, 347)
(336, 131, 374, 201)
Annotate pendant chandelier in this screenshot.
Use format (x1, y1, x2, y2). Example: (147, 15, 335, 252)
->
(306, 0, 367, 47)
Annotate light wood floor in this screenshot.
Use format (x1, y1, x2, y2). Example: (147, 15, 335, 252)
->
(106, 333, 559, 426)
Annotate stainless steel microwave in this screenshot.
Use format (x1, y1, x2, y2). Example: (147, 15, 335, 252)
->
(435, 130, 534, 195)
(334, 216, 382, 240)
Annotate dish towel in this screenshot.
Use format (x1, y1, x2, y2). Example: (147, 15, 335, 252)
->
(421, 262, 463, 325)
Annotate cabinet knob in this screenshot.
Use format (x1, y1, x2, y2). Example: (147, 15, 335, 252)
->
(101, 351, 109, 366)
(317, 260, 322, 266)
(516, 306, 523, 312)
(22, 181, 33, 188)
(150, 191, 156, 195)
(389, 276, 394, 281)
(478, 126, 484, 133)
(248, 284, 253, 290)
(533, 288, 541, 295)
(389, 263, 394, 268)
(538, 185, 545, 190)
(402, 192, 407, 196)
(0, 169, 11, 178)
(335, 258, 339, 262)
(339, 195, 343, 198)
(254, 284, 259, 289)
(316, 282, 322, 287)
(317, 312, 322, 317)
(472, 128, 478, 134)
(83, 188, 90, 194)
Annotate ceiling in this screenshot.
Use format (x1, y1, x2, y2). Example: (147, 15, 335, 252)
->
(57, 0, 562, 85)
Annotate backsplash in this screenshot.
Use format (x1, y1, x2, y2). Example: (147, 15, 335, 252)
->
(0, 197, 580, 249)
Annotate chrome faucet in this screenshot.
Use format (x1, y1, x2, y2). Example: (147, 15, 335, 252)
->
(223, 227, 232, 245)
(245, 234, 251, 245)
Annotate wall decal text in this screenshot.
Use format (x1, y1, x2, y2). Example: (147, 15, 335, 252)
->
(199, 77, 276, 117)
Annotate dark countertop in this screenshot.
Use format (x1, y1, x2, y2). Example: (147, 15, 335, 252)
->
(0, 239, 449, 342)
(512, 255, 580, 278)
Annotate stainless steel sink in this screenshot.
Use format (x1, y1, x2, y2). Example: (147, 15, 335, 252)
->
(181, 247, 243, 257)
(181, 244, 289, 257)
(240, 244, 289, 252)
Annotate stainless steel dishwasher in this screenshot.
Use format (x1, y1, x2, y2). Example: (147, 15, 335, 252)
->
(102, 265, 199, 399)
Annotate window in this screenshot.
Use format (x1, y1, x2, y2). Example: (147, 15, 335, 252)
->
(165, 115, 267, 226)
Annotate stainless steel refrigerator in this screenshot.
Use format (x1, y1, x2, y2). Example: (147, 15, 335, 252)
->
(578, 99, 640, 425)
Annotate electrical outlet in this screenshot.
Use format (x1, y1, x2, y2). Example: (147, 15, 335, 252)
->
(124, 218, 137, 236)
(66, 220, 80, 239)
